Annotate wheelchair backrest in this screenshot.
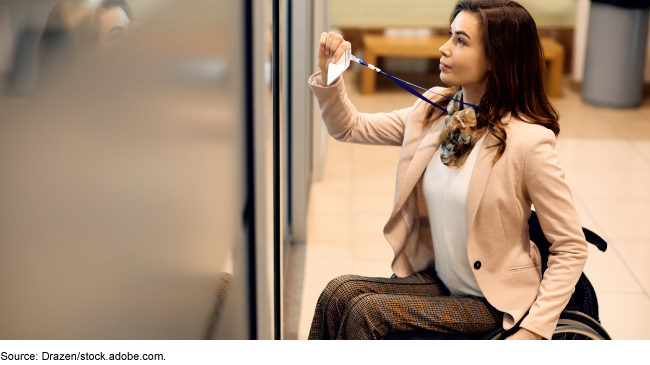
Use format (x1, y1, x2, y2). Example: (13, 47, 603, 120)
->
(528, 210, 607, 276)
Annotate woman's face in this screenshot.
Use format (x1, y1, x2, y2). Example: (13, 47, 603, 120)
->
(96, 6, 131, 51)
(438, 11, 490, 88)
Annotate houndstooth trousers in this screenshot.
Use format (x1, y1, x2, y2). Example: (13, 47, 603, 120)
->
(308, 268, 503, 340)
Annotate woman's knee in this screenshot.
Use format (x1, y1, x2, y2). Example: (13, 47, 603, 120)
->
(315, 274, 371, 311)
(340, 293, 387, 339)
(322, 274, 365, 297)
(346, 293, 384, 319)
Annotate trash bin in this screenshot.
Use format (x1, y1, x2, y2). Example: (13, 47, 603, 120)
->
(582, 0, 650, 108)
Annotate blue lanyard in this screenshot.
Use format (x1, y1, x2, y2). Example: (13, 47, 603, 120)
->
(354, 57, 484, 114)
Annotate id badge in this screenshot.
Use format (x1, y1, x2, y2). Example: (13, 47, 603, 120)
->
(327, 47, 351, 86)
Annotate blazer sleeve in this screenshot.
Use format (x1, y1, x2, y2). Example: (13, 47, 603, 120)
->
(518, 127, 589, 340)
(308, 72, 412, 146)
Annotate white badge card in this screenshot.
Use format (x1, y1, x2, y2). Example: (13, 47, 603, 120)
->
(327, 47, 351, 86)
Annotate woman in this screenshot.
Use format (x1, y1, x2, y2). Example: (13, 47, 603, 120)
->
(94, 0, 133, 51)
(308, 0, 588, 340)
(40, 0, 132, 81)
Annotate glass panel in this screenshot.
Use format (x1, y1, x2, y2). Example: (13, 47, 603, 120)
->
(0, 0, 250, 339)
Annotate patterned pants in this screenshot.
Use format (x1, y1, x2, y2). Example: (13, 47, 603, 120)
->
(308, 268, 503, 340)
(203, 272, 233, 340)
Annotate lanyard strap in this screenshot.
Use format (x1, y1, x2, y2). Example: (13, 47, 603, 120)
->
(355, 58, 483, 113)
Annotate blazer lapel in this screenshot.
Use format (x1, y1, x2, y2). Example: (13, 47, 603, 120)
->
(466, 131, 499, 238)
(389, 115, 446, 220)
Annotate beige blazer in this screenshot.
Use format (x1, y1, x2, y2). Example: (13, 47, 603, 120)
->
(309, 72, 589, 340)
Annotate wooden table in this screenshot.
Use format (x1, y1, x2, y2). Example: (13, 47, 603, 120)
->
(539, 37, 565, 98)
(361, 34, 565, 98)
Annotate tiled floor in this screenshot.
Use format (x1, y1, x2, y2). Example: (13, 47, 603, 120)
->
(297, 73, 650, 340)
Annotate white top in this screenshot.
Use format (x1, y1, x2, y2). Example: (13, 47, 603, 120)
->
(422, 134, 486, 297)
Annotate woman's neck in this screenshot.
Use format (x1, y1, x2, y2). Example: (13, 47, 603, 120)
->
(461, 79, 488, 107)
(460, 80, 489, 135)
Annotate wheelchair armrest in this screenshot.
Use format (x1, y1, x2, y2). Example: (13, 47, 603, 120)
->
(582, 227, 607, 252)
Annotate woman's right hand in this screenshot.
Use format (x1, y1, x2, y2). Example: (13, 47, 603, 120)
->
(318, 32, 351, 86)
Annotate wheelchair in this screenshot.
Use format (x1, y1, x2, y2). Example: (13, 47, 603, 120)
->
(385, 211, 612, 340)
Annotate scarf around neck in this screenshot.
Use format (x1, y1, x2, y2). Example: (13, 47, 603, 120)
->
(439, 89, 483, 169)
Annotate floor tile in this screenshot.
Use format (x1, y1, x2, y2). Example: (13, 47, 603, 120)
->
(613, 242, 650, 295)
(566, 184, 609, 240)
(352, 176, 396, 194)
(322, 139, 353, 180)
(351, 144, 402, 163)
(352, 232, 394, 261)
(556, 138, 650, 168)
(351, 158, 401, 179)
(297, 257, 353, 340)
(351, 258, 394, 278)
(307, 219, 352, 241)
(351, 193, 394, 214)
(308, 187, 351, 214)
(597, 293, 650, 340)
(613, 120, 650, 140)
(556, 122, 583, 139)
(631, 140, 650, 162)
(564, 165, 650, 199)
(582, 198, 650, 242)
(305, 238, 352, 256)
(352, 212, 390, 235)
(599, 110, 650, 140)
(565, 117, 622, 139)
(583, 242, 646, 295)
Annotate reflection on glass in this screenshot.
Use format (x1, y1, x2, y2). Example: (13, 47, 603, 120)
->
(40, 0, 133, 85)
(0, 0, 250, 339)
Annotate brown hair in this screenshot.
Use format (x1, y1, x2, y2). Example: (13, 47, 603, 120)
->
(99, 0, 133, 22)
(40, 0, 133, 77)
(424, 0, 559, 162)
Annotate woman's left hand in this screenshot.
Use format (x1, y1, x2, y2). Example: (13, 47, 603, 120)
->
(505, 328, 543, 340)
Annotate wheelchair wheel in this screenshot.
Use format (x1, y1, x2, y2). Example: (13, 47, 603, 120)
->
(486, 310, 611, 340)
(552, 310, 611, 340)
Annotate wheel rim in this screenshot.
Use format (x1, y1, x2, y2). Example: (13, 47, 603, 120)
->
(560, 310, 612, 340)
(486, 315, 610, 340)
(553, 325, 604, 340)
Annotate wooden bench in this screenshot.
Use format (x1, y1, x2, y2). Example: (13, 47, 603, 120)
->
(361, 34, 565, 97)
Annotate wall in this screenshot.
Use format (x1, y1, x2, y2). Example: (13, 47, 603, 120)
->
(329, 0, 577, 28)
